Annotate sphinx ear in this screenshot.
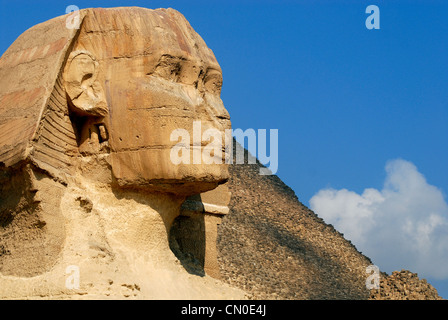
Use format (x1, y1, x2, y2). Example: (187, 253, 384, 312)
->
(63, 50, 108, 117)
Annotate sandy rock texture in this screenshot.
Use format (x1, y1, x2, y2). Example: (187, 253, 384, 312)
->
(0, 172, 245, 299)
(369, 270, 443, 300)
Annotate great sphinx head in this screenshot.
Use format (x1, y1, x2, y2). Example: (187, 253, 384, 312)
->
(0, 7, 233, 288)
(0, 7, 231, 195)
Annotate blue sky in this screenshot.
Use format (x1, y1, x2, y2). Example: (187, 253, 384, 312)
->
(1, 0, 447, 299)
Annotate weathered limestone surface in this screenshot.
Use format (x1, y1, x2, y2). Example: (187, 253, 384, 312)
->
(369, 270, 443, 300)
(0, 14, 80, 168)
(0, 7, 230, 192)
(0, 7, 243, 299)
(171, 184, 231, 279)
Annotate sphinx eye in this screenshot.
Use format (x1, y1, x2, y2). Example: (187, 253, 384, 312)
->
(204, 71, 223, 95)
(154, 63, 181, 81)
(153, 55, 183, 82)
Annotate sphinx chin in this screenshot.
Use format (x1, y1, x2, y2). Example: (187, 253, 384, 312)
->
(110, 155, 230, 195)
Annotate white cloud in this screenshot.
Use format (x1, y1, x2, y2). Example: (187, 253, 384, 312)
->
(309, 159, 448, 279)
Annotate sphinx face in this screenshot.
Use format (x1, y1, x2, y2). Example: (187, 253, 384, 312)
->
(68, 8, 231, 194)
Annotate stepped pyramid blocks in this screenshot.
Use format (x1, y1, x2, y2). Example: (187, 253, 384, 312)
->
(217, 143, 442, 300)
